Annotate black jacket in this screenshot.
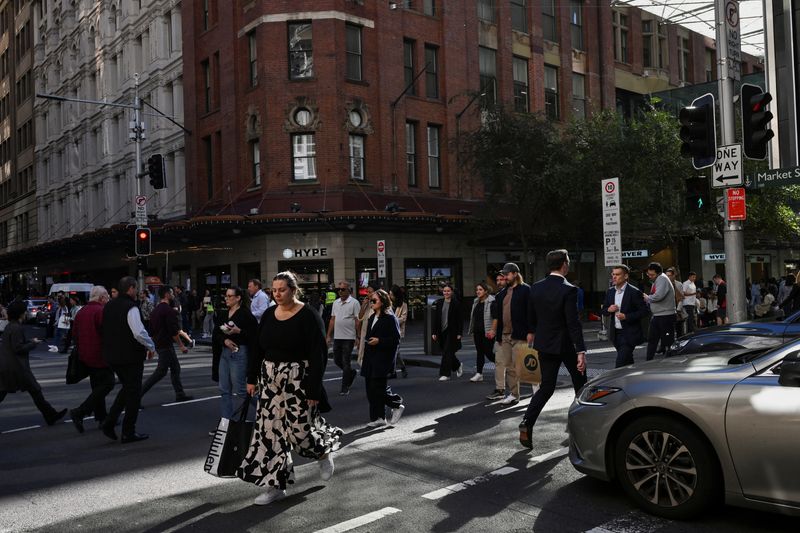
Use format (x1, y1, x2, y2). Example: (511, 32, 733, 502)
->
(102, 295, 146, 366)
(530, 275, 586, 355)
(602, 284, 648, 345)
(0, 321, 40, 393)
(494, 283, 534, 341)
(360, 313, 401, 378)
(432, 297, 464, 353)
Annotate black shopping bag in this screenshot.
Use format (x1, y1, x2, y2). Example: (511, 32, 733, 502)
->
(65, 346, 89, 385)
(204, 398, 254, 478)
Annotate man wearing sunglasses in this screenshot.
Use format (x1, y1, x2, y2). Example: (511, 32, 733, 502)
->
(326, 281, 362, 395)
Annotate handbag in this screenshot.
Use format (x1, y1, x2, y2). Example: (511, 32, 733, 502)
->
(205, 398, 255, 478)
(65, 346, 89, 385)
(513, 343, 542, 385)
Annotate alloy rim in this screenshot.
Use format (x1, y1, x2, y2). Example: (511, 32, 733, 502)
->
(624, 430, 698, 508)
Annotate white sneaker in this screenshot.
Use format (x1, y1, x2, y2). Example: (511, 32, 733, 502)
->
(469, 373, 483, 382)
(388, 405, 405, 425)
(254, 487, 287, 506)
(319, 453, 335, 481)
(500, 394, 519, 405)
(438, 376, 450, 382)
(366, 419, 387, 428)
(456, 365, 464, 378)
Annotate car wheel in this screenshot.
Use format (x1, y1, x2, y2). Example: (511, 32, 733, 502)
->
(614, 415, 719, 519)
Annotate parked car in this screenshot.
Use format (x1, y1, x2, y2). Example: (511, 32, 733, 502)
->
(669, 309, 800, 356)
(568, 342, 800, 519)
(24, 299, 50, 325)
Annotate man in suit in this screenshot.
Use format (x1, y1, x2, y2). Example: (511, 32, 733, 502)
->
(520, 249, 587, 449)
(602, 264, 648, 368)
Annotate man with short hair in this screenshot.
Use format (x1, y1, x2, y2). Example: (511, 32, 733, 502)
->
(682, 272, 699, 333)
(713, 274, 728, 324)
(327, 281, 361, 395)
(101, 276, 155, 443)
(141, 286, 192, 403)
(486, 273, 508, 400)
(602, 265, 648, 368)
(248, 279, 270, 323)
(644, 262, 676, 361)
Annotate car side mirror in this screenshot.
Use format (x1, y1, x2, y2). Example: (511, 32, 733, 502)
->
(778, 358, 800, 387)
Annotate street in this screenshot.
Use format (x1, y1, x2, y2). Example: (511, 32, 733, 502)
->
(0, 324, 796, 533)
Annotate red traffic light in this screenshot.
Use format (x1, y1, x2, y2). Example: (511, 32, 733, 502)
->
(135, 227, 151, 256)
(138, 230, 149, 240)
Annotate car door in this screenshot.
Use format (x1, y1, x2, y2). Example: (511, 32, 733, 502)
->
(780, 313, 800, 341)
(725, 354, 800, 506)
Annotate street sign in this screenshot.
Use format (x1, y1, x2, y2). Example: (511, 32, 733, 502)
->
(726, 187, 746, 221)
(716, 195, 726, 217)
(704, 253, 727, 262)
(725, 0, 741, 80)
(377, 239, 386, 278)
(745, 165, 800, 189)
(601, 178, 621, 266)
(712, 144, 743, 188)
(621, 249, 648, 259)
(134, 195, 148, 226)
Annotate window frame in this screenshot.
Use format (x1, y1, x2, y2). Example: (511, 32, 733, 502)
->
(427, 125, 441, 189)
(477, 0, 496, 23)
(542, 0, 557, 42)
(424, 45, 439, 99)
(511, 0, 528, 33)
(251, 139, 261, 187)
(478, 46, 497, 107)
(403, 39, 416, 95)
(572, 72, 586, 119)
(513, 56, 529, 113)
(544, 65, 559, 121)
(288, 22, 314, 80)
(201, 59, 211, 113)
(406, 121, 417, 187)
(349, 134, 365, 181)
(345, 24, 363, 81)
(570, 1, 584, 51)
(248, 31, 258, 87)
(292, 133, 317, 182)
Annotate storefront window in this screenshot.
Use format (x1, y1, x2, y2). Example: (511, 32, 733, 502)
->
(277, 260, 333, 302)
(355, 258, 392, 297)
(404, 259, 461, 319)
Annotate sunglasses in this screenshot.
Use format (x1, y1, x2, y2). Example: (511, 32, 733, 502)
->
(224, 294, 237, 298)
(370, 298, 380, 303)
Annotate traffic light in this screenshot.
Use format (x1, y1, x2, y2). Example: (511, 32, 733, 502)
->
(685, 177, 711, 212)
(679, 93, 716, 169)
(741, 84, 774, 160)
(147, 154, 165, 189)
(135, 227, 151, 256)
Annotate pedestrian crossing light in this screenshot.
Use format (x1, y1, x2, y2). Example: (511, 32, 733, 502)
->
(685, 177, 711, 213)
(741, 84, 774, 160)
(135, 227, 151, 256)
(679, 93, 717, 170)
(147, 154, 165, 189)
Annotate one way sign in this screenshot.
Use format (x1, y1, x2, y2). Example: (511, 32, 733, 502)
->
(712, 143, 743, 189)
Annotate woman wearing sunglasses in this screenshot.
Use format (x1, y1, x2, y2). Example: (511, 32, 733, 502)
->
(361, 289, 404, 427)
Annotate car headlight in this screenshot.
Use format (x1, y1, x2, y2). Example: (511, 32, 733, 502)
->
(578, 386, 622, 406)
(671, 338, 690, 351)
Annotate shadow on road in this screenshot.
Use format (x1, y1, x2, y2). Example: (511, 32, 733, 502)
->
(412, 400, 526, 446)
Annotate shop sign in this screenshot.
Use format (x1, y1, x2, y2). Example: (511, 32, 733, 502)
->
(282, 247, 328, 259)
(747, 255, 770, 263)
(704, 253, 726, 262)
(377, 240, 386, 278)
(622, 250, 649, 259)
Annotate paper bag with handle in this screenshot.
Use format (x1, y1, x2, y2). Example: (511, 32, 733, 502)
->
(513, 343, 542, 385)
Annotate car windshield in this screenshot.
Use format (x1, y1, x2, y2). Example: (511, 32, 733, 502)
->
(727, 349, 773, 365)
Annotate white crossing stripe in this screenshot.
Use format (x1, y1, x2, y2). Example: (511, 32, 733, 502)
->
(161, 395, 221, 407)
(313, 507, 401, 533)
(420, 466, 518, 500)
(528, 446, 569, 467)
(1, 425, 41, 434)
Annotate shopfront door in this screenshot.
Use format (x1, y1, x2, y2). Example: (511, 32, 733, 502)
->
(404, 259, 462, 321)
(277, 260, 333, 302)
(198, 265, 232, 311)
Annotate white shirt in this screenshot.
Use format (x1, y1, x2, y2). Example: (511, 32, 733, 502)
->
(250, 290, 270, 322)
(682, 280, 697, 307)
(127, 306, 155, 352)
(332, 296, 361, 340)
(614, 283, 627, 329)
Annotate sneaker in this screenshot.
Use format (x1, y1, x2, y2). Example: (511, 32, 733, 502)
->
(366, 418, 387, 428)
(401, 368, 408, 378)
(319, 453, 335, 481)
(339, 387, 350, 396)
(189, 339, 196, 349)
(254, 487, 287, 506)
(456, 365, 464, 378)
(469, 373, 483, 382)
(438, 376, 450, 382)
(388, 405, 405, 425)
(486, 389, 505, 400)
(500, 394, 519, 406)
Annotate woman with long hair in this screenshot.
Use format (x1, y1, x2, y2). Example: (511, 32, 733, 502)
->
(468, 282, 495, 383)
(238, 271, 342, 505)
(390, 285, 408, 378)
(432, 283, 464, 381)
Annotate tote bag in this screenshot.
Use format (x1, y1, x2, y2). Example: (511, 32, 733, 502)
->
(204, 398, 254, 478)
(513, 344, 542, 385)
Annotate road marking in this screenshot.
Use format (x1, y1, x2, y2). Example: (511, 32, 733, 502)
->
(323, 377, 342, 382)
(313, 507, 401, 533)
(421, 466, 518, 500)
(528, 446, 569, 466)
(1, 425, 41, 434)
(162, 395, 221, 407)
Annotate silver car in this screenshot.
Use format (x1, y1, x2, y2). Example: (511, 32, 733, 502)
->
(568, 343, 800, 519)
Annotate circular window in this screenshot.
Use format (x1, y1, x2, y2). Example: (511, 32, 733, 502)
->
(294, 108, 312, 126)
(349, 110, 363, 128)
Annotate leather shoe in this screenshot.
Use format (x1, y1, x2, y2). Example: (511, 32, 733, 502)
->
(121, 432, 149, 444)
(45, 408, 68, 426)
(101, 423, 118, 441)
(70, 409, 84, 434)
(519, 420, 533, 449)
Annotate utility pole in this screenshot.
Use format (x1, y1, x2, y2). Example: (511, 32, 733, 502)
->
(715, 0, 746, 323)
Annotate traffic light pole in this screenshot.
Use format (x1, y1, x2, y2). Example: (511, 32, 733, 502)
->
(133, 74, 145, 292)
(716, 0, 746, 323)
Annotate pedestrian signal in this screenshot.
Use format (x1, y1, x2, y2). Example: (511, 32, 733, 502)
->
(685, 177, 711, 213)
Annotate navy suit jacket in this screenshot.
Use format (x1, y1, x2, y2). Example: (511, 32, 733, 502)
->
(602, 284, 648, 345)
(529, 275, 586, 355)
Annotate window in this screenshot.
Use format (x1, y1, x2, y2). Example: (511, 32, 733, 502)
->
(349, 135, 365, 180)
(542, 0, 557, 42)
(423, 0, 435, 16)
(478, 47, 497, 106)
(203, 135, 213, 198)
(345, 24, 362, 81)
(251, 140, 261, 186)
(679, 37, 690, 82)
(166, 11, 174, 54)
(477, 0, 495, 23)
(511, 0, 527, 33)
(570, 1, 583, 51)
(201, 59, 211, 112)
(513, 56, 529, 112)
(248, 31, 258, 86)
(424, 45, 438, 99)
(572, 73, 586, 118)
(406, 122, 417, 186)
(427, 125, 440, 188)
(612, 11, 629, 63)
(403, 39, 416, 95)
(292, 134, 317, 181)
(202, 0, 210, 31)
(705, 48, 715, 82)
(544, 65, 559, 120)
(642, 20, 653, 68)
(288, 23, 313, 79)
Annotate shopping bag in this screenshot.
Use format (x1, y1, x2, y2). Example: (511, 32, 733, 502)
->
(65, 346, 89, 385)
(204, 398, 254, 478)
(513, 344, 542, 385)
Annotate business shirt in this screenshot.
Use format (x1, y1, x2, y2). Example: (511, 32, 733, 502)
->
(250, 290, 270, 322)
(614, 283, 628, 329)
(127, 306, 155, 352)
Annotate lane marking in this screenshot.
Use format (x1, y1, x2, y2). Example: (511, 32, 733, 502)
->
(313, 507, 401, 533)
(528, 446, 569, 466)
(421, 466, 518, 500)
(1, 425, 41, 434)
(162, 395, 221, 407)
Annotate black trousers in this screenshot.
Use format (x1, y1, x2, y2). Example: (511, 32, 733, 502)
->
(683, 305, 696, 334)
(613, 330, 636, 368)
(523, 351, 587, 426)
(365, 376, 402, 421)
(0, 388, 59, 422)
(438, 330, 461, 377)
(473, 333, 495, 374)
(75, 367, 115, 422)
(647, 315, 676, 361)
(105, 362, 144, 436)
(332, 339, 356, 389)
(141, 345, 185, 399)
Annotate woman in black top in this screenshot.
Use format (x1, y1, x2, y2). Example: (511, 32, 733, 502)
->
(215, 286, 258, 422)
(238, 271, 342, 506)
(361, 289, 404, 427)
(468, 282, 496, 383)
(431, 283, 464, 381)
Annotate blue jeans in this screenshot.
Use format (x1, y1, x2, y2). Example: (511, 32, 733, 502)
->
(219, 345, 251, 420)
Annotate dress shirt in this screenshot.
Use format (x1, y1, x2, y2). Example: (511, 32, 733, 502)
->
(614, 283, 628, 329)
(250, 290, 270, 322)
(127, 306, 155, 352)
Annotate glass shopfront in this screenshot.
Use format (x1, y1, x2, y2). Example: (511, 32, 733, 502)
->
(355, 258, 393, 297)
(404, 259, 462, 320)
(199, 265, 232, 311)
(277, 260, 333, 302)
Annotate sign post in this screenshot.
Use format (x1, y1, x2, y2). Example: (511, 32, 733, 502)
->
(135, 195, 148, 226)
(377, 239, 386, 282)
(726, 188, 746, 220)
(601, 178, 621, 267)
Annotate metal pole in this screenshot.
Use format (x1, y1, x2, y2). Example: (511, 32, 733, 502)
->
(716, 0, 746, 323)
(134, 73, 145, 291)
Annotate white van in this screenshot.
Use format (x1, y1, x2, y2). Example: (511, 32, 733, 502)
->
(48, 283, 94, 304)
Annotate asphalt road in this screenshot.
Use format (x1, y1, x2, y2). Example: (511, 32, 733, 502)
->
(0, 325, 796, 532)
